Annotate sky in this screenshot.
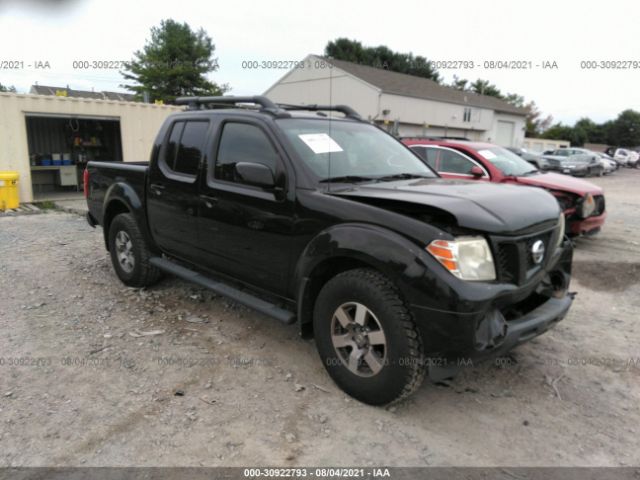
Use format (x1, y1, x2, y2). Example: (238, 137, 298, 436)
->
(0, 0, 638, 125)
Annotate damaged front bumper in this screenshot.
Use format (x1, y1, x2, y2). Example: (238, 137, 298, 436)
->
(409, 239, 574, 376)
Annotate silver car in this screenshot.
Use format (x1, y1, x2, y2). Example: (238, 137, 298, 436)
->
(543, 148, 605, 176)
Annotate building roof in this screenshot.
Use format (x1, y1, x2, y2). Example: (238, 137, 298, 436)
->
(30, 85, 136, 102)
(324, 57, 528, 116)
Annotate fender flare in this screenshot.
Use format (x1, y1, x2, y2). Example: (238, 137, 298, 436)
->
(102, 182, 155, 251)
(293, 223, 432, 332)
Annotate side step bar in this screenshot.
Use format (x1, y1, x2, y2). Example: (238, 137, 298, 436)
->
(149, 257, 296, 325)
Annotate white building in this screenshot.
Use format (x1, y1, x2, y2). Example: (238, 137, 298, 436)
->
(522, 137, 570, 153)
(0, 92, 181, 203)
(265, 55, 528, 146)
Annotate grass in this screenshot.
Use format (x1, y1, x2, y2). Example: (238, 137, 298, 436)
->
(32, 200, 57, 210)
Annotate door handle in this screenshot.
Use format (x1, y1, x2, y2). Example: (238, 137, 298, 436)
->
(200, 194, 218, 208)
(150, 183, 166, 195)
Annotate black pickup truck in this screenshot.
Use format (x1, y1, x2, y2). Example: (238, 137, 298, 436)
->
(85, 96, 573, 405)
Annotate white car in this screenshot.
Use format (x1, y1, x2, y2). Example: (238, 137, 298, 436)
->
(607, 148, 639, 167)
(598, 153, 617, 174)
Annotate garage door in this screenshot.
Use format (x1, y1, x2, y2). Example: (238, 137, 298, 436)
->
(496, 120, 515, 146)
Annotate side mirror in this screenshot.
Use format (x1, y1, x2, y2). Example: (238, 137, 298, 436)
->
(470, 165, 484, 178)
(235, 162, 275, 188)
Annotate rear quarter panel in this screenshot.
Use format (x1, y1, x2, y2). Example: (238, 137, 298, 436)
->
(86, 161, 152, 249)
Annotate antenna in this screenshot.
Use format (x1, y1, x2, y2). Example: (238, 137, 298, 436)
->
(328, 57, 333, 192)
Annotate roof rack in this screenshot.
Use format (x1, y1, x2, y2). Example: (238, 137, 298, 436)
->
(278, 103, 362, 120)
(173, 96, 364, 121)
(400, 135, 470, 141)
(174, 95, 281, 113)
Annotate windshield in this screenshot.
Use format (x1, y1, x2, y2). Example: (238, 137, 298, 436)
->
(475, 147, 538, 176)
(277, 118, 436, 181)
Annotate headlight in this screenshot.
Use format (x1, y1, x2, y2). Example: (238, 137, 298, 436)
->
(580, 193, 596, 218)
(426, 236, 496, 281)
(555, 212, 566, 249)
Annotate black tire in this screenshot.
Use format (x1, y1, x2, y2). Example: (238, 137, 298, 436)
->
(313, 268, 426, 405)
(108, 213, 162, 288)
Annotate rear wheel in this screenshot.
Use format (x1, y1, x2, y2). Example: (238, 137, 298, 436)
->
(313, 268, 426, 405)
(108, 213, 162, 288)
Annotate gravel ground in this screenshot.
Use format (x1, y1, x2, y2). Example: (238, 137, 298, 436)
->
(0, 170, 639, 467)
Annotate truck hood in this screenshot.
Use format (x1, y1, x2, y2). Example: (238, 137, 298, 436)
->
(330, 178, 560, 234)
(512, 172, 602, 196)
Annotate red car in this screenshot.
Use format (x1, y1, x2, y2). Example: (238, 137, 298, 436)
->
(402, 138, 606, 236)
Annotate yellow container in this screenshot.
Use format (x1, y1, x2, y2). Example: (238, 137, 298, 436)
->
(0, 171, 20, 211)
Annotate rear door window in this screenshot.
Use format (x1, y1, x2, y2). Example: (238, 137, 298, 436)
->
(162, 120, 209, 177)
(174, 121, 209, 176)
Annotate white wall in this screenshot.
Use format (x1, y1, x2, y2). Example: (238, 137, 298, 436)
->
(380, 122, 483, 140)
(523, 137, 570, 152)
(0, 93, 182, 202)
(484, 113, 526, 147)
(379, 92, 494, 133)
(265, 57, 381, 120)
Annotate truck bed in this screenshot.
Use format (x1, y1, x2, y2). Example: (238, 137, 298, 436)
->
(86, 160, 149, 226)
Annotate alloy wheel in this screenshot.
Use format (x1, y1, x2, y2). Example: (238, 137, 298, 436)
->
(330, 302, 387, 377)
(114, 230, 135, 273)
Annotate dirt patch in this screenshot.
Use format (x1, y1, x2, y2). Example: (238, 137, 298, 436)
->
(2, 170, 640, 467)
(572, 260, 640, 292)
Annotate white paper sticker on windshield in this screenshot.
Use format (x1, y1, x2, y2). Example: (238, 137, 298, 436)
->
(478, 149, 497, 159)
(298, 133, 343, 154)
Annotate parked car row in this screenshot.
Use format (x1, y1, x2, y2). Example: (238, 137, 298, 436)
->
(540, 148, 606, 177)
(541, 146, 639, 169)
(509, 147, 617, 177)
(604, 147, 639, 167)
(403, 139, 606, 236)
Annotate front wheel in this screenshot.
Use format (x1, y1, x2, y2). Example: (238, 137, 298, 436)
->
(108, 213, 162, 288)
(313, 269, 426, 405)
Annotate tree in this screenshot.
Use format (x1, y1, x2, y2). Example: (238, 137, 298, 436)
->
(0, 83, 17, 92)
(323, 38, 366, 63)
(469, 79, 503, 98)
(542, 123, 576, 141)
(450, 75, 468, 91)
(121, 19, 228, 104)
(504, 93, 525, 109)
(324, 38, 441, 82)
(541, 122, 588, 145)
(525, 101, 553, 137)
(573, 117, 606, 144)
(607, 109, 640, 147)
(540, 110, 640, 146)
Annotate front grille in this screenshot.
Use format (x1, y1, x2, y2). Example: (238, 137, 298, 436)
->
(492, 229, 557, 285)
(525, 232, 552, 269)
(593, 195, 605, 216)
(496, 243, 519, 284)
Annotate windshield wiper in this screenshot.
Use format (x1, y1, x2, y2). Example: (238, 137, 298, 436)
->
(374, 173, 431, 182)
(520, 170, 540, 176)
(319, 175, 377, 183)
